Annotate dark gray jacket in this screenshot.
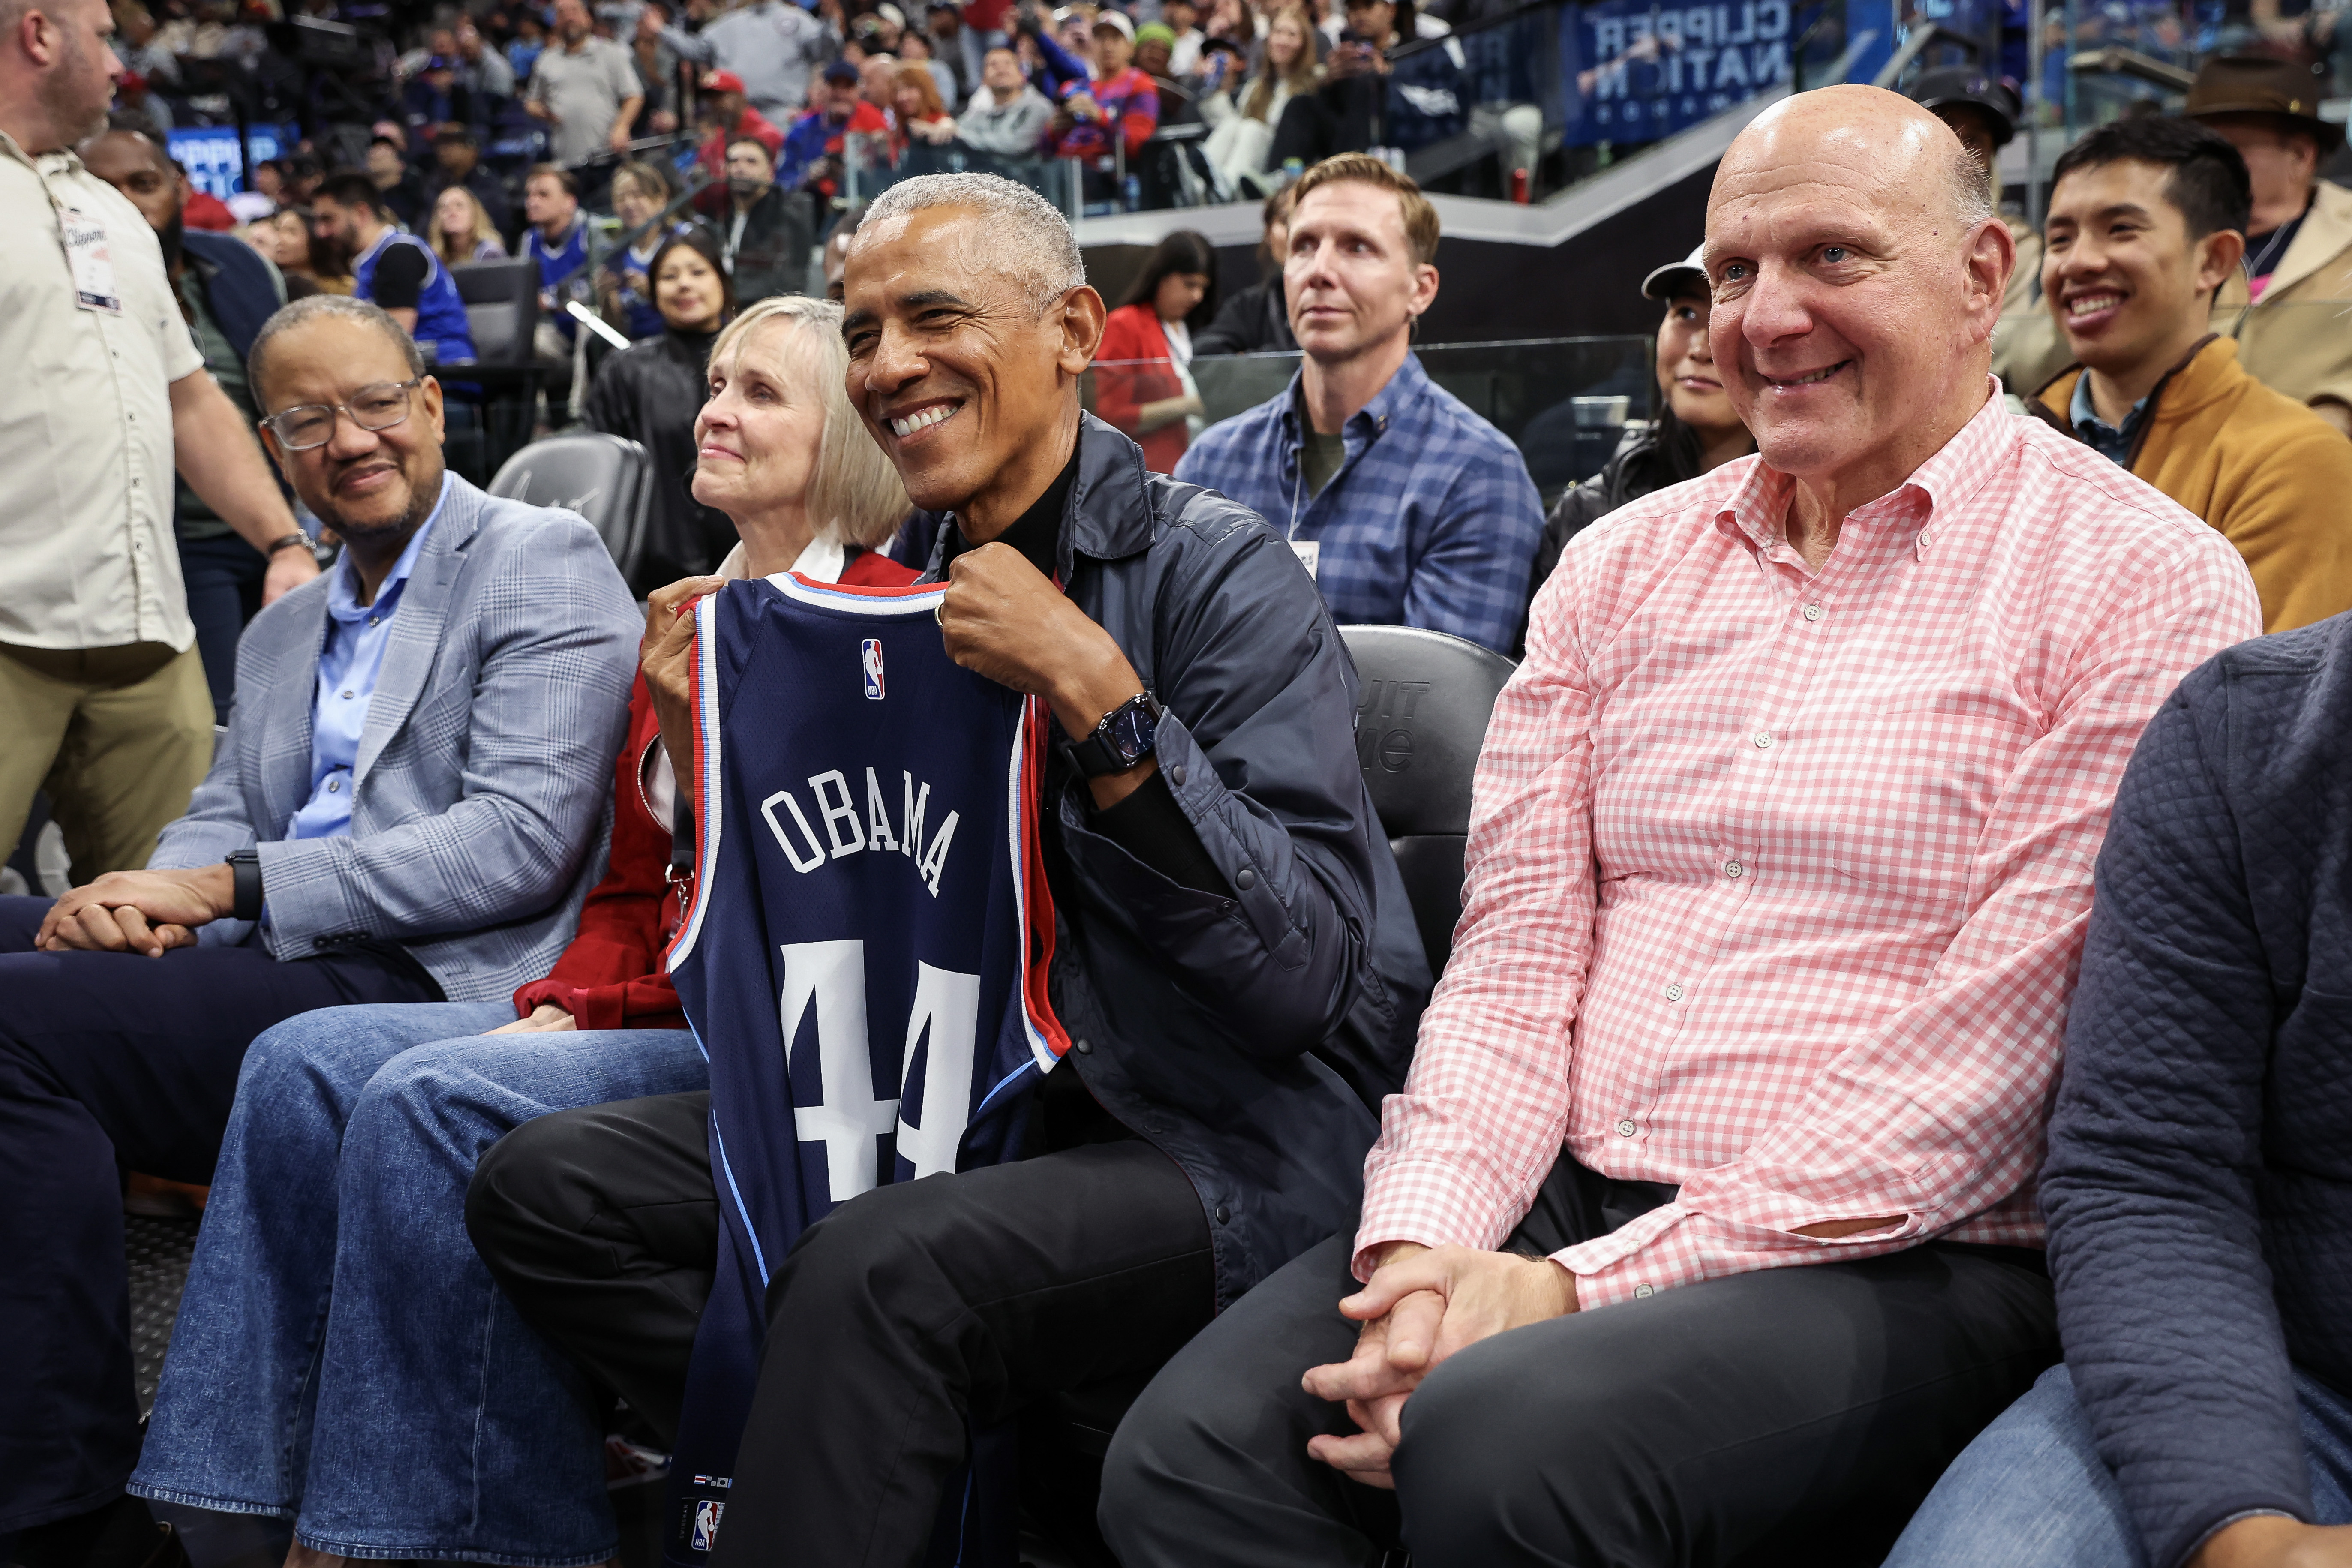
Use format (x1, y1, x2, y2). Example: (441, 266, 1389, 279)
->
(920, 414, 1430, 1309)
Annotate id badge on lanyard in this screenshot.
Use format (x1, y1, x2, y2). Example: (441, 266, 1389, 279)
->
(62, 209, 123, 314)
(1290, 539, 1320, 580)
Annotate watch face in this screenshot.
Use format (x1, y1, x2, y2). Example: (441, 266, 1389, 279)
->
(1109, 698, 1159, 766)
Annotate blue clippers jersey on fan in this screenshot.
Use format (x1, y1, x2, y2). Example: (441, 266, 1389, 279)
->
(661, 570, 1065, 1567)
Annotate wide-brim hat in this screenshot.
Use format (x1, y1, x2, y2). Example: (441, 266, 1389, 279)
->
(2187, 55, 2343, 154)
(1907, 66, 2021, 147)
(1641, 243, 1706, 301)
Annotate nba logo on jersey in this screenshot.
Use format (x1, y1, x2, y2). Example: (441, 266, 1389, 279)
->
(689, 1500, 723, 1553)
(861, 637, 885, 700)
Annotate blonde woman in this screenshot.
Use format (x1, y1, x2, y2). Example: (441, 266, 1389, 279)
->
(1199, 4, 1316, 190)
(428, 182, 508, 267)
(126, 295, 913, 1568)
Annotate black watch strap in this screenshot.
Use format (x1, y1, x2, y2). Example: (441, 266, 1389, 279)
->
(226, 849, 263, 922)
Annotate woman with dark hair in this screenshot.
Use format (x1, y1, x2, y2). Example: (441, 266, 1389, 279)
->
(1520, 244, 1755, 631)
(583, 228, 741, 592)
(1093, 228, 1218, 472)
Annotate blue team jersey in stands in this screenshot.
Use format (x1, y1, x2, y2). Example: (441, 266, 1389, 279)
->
(661, 570, 1065, 1565)
(351, 228, 476, 368)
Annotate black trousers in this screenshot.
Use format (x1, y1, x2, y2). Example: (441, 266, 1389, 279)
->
(465, 1087, 1216, 1568)
(1101, 1152, 2059, 1568)
(0, 896, 439, 1532)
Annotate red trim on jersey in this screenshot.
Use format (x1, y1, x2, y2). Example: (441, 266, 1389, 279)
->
(1018, 694, 1071, 1061)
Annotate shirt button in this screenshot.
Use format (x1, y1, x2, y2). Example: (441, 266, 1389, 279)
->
(1168, 762, 1185, 787)
(1235, 867, 1256, 890)
(1802, 602, 1823, 622)
(368, 616, 380, 626)
(1665, 983, 1684, 1001)
(1072, 1037, 1092, 1055)
(1753, 731, 1773, 750)
(1724, 859, 1744, 880)
(341, 689, 354, 699)
(1634, 1284, 1655, 1299)
(1615, 1118, 1637, 1137)
(327, 778, 340, 793)
(1214, 1204, 1231, 1224)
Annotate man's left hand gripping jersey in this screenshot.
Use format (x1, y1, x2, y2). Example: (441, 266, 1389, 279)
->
(662, 571, 1067, 1565)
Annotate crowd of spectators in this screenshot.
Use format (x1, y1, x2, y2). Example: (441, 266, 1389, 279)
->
(21, 0, 2352, 1545)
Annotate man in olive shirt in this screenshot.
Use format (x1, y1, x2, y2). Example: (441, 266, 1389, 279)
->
(1, 0, 314, 889)
(81, 125, 309, 724)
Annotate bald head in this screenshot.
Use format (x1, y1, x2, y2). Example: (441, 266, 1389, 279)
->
(1702, 85, 2012, 511)
(1718, 86, 1991, 240)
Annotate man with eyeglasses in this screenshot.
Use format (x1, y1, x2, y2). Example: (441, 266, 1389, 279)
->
(0, 293, 640, 1568)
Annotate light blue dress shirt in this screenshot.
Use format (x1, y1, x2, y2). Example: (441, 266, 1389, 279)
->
(288, 478, 450, 841)
(2069, 372, 2151, 469)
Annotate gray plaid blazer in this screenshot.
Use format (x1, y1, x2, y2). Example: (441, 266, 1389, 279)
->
(153, 475, 642, 1003)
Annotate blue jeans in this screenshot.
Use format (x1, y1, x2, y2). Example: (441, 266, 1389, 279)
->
(1885, 1362, 2352, 1568)
(129, 1002, 708, 1565)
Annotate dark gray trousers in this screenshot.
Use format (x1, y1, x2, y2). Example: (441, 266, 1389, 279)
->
(1099, 1154, 2058, 1568)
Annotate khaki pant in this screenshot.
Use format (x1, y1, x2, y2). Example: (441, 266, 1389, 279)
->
(0, 640, 213, 883)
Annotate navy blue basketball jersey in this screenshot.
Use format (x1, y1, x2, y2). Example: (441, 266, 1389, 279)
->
(661, 570, 1066, 1565)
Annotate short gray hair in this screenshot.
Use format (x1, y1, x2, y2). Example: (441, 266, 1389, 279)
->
(247, 294, 427, 407)
(1945, 138, 1995, 230)
(857, 173, 1087, 317)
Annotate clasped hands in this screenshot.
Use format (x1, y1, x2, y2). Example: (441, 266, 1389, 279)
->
(35, 863, 236, 957)
(638, 544, 1152, 817)
(1303, 1241, 1579, 1489)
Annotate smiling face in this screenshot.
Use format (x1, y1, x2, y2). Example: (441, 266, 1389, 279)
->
(613, 171, 662, 228)
(1657, 287, 1741, 436)
(1284, 178, 1438, 366)
(1266, 14, 1304, 67)
(692, 319, 828, 519)
(2042, 156, 2240, 380)
(1704, 87, 2009, 493)
(655, 244, 725, 330)
(841, 203, 1101, 520)
(256, 315, 445, 544)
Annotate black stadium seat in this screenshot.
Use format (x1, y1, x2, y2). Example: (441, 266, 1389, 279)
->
(488, 433, 653, 584)
(1338, 624, 1518, 976)
(451, 256, 541, 366)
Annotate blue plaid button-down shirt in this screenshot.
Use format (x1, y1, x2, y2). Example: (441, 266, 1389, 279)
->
(1174, 353, 1544, 654)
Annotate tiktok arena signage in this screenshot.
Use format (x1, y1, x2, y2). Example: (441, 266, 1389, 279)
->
(1562, 0, 1804, 144)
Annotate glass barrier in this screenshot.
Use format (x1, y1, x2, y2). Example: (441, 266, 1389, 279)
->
(1079, 334, 1656, 495)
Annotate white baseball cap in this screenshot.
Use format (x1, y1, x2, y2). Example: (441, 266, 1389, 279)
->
(1640, 243, 1707, 301)
(1093, 10, 1135, 41)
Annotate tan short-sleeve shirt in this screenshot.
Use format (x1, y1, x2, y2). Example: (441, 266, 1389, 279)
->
(0, 132, 207, 653)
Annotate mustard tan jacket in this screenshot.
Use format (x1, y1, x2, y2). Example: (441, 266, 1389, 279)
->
(2212, 178, 2352, 414)
(2027, 336, 2352, 632)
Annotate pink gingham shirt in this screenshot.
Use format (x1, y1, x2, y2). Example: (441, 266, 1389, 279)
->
(1354, 387, 2263, 1308)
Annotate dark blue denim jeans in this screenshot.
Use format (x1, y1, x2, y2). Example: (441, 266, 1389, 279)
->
(129, 1002, 707, 1565)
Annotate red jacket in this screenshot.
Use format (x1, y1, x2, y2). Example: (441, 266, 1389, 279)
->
(1093, 303, 1190, 474)
(511, 547, 919, 1029)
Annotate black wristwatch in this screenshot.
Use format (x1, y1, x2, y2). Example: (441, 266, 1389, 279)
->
(225, 848, 263, 922)
(1064, 691, 1164, 778)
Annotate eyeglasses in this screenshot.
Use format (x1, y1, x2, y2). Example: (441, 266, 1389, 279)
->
(261, 380, 422, 451)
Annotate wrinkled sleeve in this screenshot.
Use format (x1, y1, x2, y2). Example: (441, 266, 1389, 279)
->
(1551, 538, 2263, 1306)
(1056, 515, 1380, 1059)
(1400, 437, 1544, 654)
(1353, 557, 1599, 1269)
(2041, 676, 2308, 1568)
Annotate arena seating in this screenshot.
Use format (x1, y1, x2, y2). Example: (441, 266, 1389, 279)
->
(488, 431, 654, 587)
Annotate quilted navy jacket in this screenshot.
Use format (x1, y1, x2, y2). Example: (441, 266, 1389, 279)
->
(919, 413, 1432, 1311)
(2042, 612, 2352, 1568)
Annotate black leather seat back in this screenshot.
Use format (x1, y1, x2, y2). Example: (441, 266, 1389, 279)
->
(451, 257, 541, 366)
(487, 433, 652, 584)
(1338, 624, 1517, 978)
